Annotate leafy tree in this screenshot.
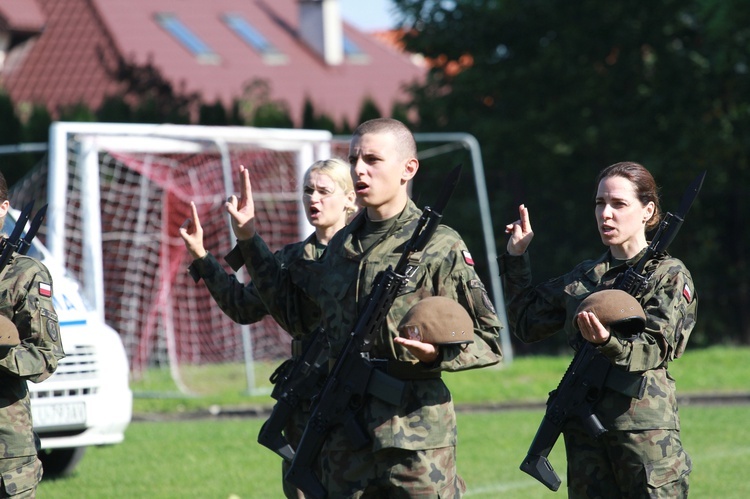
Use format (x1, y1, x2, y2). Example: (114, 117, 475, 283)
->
(0, 92, 23, 145)
(199, 100, 230, 126)
(100, 50, 199, 124)
(0, 92, 26, 186)
(394, 0, 750, 346)
(235, 79, 293, 128)
(22, 105, 51, 143)
(97, 95, 133, 123)
(58, 102, 96, 122)
(357, 96, 383, 124)
(301, 97, 337, 132)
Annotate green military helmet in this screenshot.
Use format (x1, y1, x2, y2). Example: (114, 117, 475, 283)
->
(0, 315, 20, 346)
(574, 289, 646, 335)
(398, 296, 475, 345)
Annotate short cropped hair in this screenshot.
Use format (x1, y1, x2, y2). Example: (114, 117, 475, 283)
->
(352, 118, 417, 160)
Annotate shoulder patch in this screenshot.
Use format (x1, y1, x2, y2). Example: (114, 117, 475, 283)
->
(682, 283, 692, 303)
(462, 250, 474, 266)
(39, 282, 52, 297)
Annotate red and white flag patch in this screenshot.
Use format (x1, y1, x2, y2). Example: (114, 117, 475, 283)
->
(462, 250, 474, 266)
(682, 283, 692, 303)
(39, 282, 52, 298)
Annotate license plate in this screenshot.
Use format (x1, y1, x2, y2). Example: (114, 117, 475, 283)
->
(32, 402, 87, 428)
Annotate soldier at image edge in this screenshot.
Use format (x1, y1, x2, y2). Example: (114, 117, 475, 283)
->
(0, 172, 65, 498)
(501, 161, 697, 497)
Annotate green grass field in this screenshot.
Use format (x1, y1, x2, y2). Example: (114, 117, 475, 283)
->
(38, 346, 750, 498)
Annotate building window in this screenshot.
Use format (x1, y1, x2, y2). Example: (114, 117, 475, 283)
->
(222, 13, 287, 64)
(344, 35, 369, 64)
(155, 13, 220, 64)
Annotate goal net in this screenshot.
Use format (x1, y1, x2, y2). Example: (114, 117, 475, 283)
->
(13, 123, 332, 395)
(9, 123, 510, 397)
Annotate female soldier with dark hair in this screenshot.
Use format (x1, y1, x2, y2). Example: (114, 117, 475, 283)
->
(501, 162, 696, 497)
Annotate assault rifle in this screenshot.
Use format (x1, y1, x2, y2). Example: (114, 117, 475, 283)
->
(519, 171, 706, 491)
(0, 202, 47, 273)
(285, 165, 462, 499)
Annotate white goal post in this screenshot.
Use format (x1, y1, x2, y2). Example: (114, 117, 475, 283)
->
(34, 122, 510, 396)
(47, 122, 332, 394)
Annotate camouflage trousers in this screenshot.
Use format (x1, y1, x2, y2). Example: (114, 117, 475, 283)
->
(280, 406, 312, 499)
(563, 423, 691, 498)
(0, 456, 43, 498)
(321, 445, 466, 498)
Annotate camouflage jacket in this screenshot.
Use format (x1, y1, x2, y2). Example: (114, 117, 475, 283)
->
(0, 253, 65, 458)
(239, 199, 503, 451)
(189, 234, 322, 338)
(501, 248, 697, 430)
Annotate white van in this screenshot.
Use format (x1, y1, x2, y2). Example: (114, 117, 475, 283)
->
(5, 209, 132, 477)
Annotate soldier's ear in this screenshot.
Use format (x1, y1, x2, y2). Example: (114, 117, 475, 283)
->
(0, 200, 9, 220)
(402, 158, 418, 183)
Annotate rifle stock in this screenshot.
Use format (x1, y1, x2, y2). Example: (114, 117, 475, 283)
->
(519, 171, 705, 491)
(520, 341, 610, 491)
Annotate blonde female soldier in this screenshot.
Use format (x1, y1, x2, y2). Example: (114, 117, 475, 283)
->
(179, 158, 357, 498)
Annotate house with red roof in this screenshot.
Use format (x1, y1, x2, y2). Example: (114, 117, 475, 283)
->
(0, 0, 426, 126)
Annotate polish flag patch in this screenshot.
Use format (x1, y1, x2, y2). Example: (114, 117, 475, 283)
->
(39, 282, 52, 298)
(462, 250, 474, 266)
(682, 283, 692, 303)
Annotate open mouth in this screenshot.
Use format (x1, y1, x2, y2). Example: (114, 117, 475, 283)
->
(355, 181, 369, 194)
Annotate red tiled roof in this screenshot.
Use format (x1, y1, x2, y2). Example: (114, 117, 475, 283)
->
(1, 0, 426, 126)
(0, 1, 45, 33)
(1, 0, 124, 114)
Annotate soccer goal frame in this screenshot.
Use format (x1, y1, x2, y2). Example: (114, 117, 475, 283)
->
(47, 122, 333, 393)
(41, 122, 511, 396)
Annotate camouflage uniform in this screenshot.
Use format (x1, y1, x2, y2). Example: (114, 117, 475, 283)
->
(239, 199, 503, 497)
(189, 233, 322, 336)
(500, 248, 696, 498)
(189, 234, 322, 499)
(0, 251, 65, 497)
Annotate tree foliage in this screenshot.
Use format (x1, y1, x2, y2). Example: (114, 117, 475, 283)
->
(394, 0, 750, 346)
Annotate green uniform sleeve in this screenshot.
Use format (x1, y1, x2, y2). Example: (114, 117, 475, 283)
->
(426, 230, 503, 372)
(236, 235, 321, 338)
(0, 256, 65, 383)
(598, 257, 698, 370)
(500, 252, 569, 343)
(190, 252, 269, 325)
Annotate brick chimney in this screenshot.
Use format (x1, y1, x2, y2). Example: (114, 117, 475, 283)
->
(298, 0, 343, 66)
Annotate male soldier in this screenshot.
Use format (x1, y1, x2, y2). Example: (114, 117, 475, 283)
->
(0, 172, 65, 497)
(227, 118, 503, 497)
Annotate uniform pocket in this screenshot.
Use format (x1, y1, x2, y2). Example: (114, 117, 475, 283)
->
(0, 456, 42, 495)
(644, 449, 692, 489)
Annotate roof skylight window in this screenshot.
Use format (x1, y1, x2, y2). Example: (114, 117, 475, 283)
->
(343, 35, 369, 64)
(155, 13, 220, 64)
(222, 13, 287, 64)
